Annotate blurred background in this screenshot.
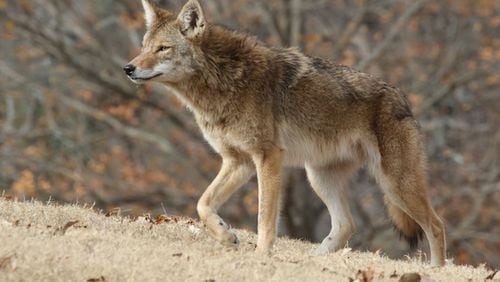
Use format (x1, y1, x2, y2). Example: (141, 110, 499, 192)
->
(0, 0, 498, 268)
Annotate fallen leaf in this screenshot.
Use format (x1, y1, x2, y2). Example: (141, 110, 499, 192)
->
(54, 220, 79, 235)
(3, 195, 14, 201)
(154, 214, 171, 224)
(153, 214, 180, 224)
(485, 270, 499, 280)
(105, 207, 120, 217)
(352, 268, 375, 282)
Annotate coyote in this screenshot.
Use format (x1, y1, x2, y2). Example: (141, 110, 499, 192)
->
(124, 0, 446, 266)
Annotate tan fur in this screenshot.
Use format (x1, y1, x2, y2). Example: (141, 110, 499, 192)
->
(125, 0, 446, 266)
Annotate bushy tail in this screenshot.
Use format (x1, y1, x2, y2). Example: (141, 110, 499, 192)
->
(384, 195, 423, 249)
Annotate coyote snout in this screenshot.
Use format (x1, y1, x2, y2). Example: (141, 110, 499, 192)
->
(123, 64, 135, 76)
(123, 63, 163, 84)
(124, 0, 447, 266)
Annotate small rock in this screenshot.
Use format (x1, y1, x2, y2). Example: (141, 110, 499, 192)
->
(399, 272, 421, 282)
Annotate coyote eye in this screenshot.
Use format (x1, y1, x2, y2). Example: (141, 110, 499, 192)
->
(156, 46, 171, 53)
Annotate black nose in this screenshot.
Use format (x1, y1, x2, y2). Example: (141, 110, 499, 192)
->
(123, 64, 136, 76)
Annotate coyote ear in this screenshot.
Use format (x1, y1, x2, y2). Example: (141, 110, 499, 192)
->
(177, 0, 206, 39)
(142, 0, 159, 28)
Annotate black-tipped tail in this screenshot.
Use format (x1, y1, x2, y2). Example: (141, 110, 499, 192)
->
(384, 195, 424, 249)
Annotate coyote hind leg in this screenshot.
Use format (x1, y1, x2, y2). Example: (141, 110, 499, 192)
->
(197, 156, 254, 246)
(305, 161, 359, 255)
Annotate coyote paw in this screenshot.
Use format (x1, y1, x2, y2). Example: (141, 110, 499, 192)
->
(219, 229, 240, 247)
(205, 219, 239, 247)
(312, 233, 350, 256)
(312, 237, 341, 255)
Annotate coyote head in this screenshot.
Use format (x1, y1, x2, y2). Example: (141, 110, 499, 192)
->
(123, 0, 206, 84)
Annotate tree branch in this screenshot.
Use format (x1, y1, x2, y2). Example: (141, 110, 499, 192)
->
(415, 68, 487, 116)
(332, 3, 369, 60)
(356, 0, 427, 70)
(287, 0, 303, 47)
(58, 94, 173, 154)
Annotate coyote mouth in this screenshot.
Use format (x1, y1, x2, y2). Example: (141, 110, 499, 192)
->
(130, 73, 162, 81)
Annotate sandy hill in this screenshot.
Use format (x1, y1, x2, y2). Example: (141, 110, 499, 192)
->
(0, 198, 496, 281)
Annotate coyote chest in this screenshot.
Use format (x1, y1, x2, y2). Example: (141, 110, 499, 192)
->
(196, 114, 261, 154)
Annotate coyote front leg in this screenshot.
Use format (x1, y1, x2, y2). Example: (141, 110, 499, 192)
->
(197, 157, 254, 246)
(252, 145, 283, 254)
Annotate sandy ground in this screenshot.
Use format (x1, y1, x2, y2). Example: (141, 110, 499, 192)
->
(0, 198, 497, 282)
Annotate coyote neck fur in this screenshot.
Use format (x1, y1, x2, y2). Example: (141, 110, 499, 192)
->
(164, 25, 306, 124)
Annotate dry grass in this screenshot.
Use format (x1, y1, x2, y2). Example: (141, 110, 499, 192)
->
(0, 198, 497, 282)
